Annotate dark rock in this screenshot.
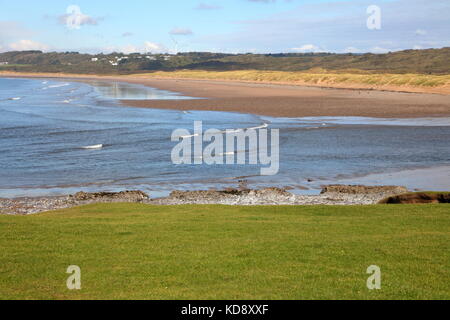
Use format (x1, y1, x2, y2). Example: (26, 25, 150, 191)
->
(71, 190, 149, 202)
(169, 187, 291, 202)
(321, 185, 408, 195)
(380, 192, 450, 204)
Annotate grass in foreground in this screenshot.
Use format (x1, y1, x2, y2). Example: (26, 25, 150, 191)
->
(0, 204, 449, 300)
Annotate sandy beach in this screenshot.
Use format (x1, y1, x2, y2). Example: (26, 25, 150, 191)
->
(1, 72, 449, 214)
(121, 78, 450, 118)
(1, 72, 450, 118)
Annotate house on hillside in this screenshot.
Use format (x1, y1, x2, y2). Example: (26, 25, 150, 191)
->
(0, 62, 9, 65)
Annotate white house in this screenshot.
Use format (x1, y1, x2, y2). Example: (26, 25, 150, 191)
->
(0, 62, 9, 65)
(91, 58, 98, 62)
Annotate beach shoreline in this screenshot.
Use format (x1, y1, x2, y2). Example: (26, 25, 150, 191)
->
(0, 185, 410, 215)
(1, 74, 449, 207)
(1, 71, 450, 119)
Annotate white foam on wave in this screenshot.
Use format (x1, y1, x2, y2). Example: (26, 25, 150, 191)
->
(222, 128, 242, 134)
(248, 123, 269, 130)
(43, 83, 70, 90)
(9, 97, 22, 101)
(262, 116, 450, 127)
(180, 133, 200, 139)
(49, 83, 70, 89)
(176, 123, 270, 139)
(209, 123, 270, 135)
(308, 117, 450, 127)
(61, 99, 76, 104)
(81, 144, 103, 150)
(218, 152, 237, 156)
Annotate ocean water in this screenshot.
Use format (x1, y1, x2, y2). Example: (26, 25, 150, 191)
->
(0, 77, 449, 198)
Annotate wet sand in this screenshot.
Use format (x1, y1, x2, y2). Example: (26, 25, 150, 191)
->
(120, 78, 450, 118)
(335, 166, 450, 191)
(1, 72, 450, 118)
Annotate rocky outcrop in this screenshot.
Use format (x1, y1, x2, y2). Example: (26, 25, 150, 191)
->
(70, 190, 149, 202)
(1, 185, 423, 215)
(380, 192, 450, 204)
(149, 185, 406, 206)
(0, 190, 150, 215)
(321, 185, 408, 195)
(0, 196, 71, 215)
(159, 187, 296, 206)
(169, 187, 290, 200)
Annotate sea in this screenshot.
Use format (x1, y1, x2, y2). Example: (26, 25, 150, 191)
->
(0, 77, 449, 198)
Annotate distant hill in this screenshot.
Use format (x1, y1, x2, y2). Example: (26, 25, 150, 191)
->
(0, 47, 449, 75)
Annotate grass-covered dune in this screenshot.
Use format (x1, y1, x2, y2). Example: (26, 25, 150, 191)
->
(133, 70, 450, 94)
(2, 69, 449, 94)
(0, 204, 449, 300)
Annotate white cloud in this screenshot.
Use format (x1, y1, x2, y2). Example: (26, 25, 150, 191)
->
(101, 42, 168, 54)
(247, 0, 294, 3)
(343, 46, 363, 53)
(0, 21, 48, 53)
(7, 40, 50, 51)
(58, 6, 100, 30)
(200, 0, 449, 54)
(169, 28, 193, 36)
(120, 45, 141, 54)
(59, 14, 98, 28)
(415, 29, 427, 36)
(370, 46, 389, 54)
(195, 3, 222, 10)
(0, 21, 34, 40)
(369, 46, 403, 54)
(144, 41, 167, 53)
(291, 44, 323, 53)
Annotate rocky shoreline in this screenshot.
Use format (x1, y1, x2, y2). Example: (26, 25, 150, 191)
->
(0, 185, 409, 215)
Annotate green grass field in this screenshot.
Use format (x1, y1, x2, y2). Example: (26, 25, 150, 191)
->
(0, 204, 449, 300)
(0, 64, 29, 69)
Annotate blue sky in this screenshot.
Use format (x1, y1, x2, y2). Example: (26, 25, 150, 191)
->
(0, 0, 448, 54)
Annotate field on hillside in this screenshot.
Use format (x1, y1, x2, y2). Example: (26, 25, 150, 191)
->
(2, 48, 450, 74)
(0, 204, 449, 300)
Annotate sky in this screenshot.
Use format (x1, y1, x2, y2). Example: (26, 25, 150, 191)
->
(0, 0, 449, 54)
